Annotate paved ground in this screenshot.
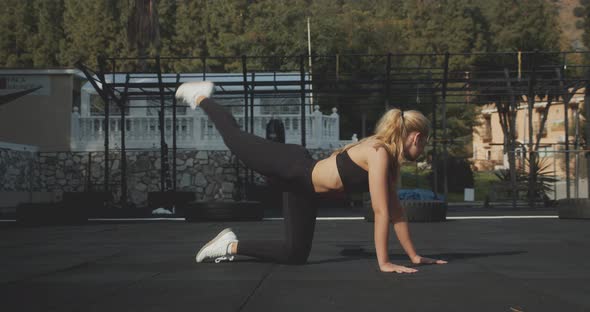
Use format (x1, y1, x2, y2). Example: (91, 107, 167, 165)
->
(1, 207, 589, 312)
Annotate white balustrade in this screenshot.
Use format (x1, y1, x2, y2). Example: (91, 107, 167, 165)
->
(70, 108, 343, 151)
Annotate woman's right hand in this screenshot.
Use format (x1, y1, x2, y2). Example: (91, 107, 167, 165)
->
(379, 262, 418, 273)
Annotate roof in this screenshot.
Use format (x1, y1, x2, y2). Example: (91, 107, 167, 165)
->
(0, 68, 86, 78)
(81, 72, 311, 95)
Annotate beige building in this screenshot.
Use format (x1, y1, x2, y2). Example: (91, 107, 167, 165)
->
(472, 90, 586, 178)
(0, 69, 85, 152)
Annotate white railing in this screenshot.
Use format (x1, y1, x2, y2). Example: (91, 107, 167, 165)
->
(70, 107, 344, 151)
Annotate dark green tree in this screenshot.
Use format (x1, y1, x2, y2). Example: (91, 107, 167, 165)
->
(205, 0, 249, 71)
(0, 0, 36, 67)
(483, 0, 560, 52)
(403, 0, 491, 69)
(170, 0, 208, 71)
(243, 0, 308, 69)
(31, 0, 65, 67)
(61, 0, 120, 67)
(158, 0, 178, 66)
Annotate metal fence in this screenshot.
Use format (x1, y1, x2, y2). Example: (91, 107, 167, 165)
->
(76, 51, 590, 208)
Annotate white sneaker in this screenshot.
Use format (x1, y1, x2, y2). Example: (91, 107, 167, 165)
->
(196, 228, 238, 263)
(175, 81, 215, 110)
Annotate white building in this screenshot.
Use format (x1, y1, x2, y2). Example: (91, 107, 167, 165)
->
(0, 69, 86, 151)
(72, 72, 347, 151)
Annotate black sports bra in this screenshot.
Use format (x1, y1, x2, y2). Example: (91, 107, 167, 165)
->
(336, 150, 369, 193)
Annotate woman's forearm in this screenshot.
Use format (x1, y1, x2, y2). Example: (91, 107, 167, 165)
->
(392, 220, 418, 260)
(374, 211, 391, 265)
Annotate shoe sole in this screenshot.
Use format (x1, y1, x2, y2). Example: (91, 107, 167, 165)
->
(176, 82, 214, 109)
(176, 82, 213, 96)
(196, 228, 233, 263)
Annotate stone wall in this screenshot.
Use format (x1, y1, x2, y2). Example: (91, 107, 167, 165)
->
(1, 147, 336, 207)
(0, 147, 37, 191)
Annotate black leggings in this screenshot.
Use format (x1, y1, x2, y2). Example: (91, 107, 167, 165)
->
(200, 98, 319, 264)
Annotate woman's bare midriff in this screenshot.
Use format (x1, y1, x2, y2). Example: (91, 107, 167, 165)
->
(311, 139, 374, 193)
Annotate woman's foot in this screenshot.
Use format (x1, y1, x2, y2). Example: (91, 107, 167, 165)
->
(196, 228, 238, 263)
(175, 81, 215, 110)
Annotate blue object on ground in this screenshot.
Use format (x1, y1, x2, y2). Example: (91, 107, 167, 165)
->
(398, 188, 444, 201)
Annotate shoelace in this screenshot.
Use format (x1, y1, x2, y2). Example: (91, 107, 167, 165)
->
(214, 256, 235, 263)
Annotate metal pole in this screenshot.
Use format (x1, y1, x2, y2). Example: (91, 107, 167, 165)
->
(202, 56, 207, 81)
(111, 57, 116, 197)
(120, 74, 130, 208)
(98, 56, 110, 194)
(557, 64, 571, 199)
(574, 107, 580, 198)
(250, 72, 255, 134)
(564, 86, 571, 201)
(241, 55, 249, 131)
(585, 69, 590, 197)
(554, 147, 557, 201)
(563, 53, 578, 199)
(441, 52, 449, 204)
(504, 67, 518, 209)
(300, 55, 307, 147)
(430, 71, 438, 197)
(307, 17, 314, 111)
(173, 73, 180, 192)
(385, 52, 392, 110)
(156, 56, 166, 192)
(526, 51, 537, 207)
(249, 72, 256, 188)
(237, 55, 248, 200)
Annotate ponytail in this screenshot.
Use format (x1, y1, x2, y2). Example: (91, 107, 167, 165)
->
(331, 108, 429, 165)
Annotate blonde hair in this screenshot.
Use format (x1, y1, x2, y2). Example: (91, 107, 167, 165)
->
(331, 108, 430, 165)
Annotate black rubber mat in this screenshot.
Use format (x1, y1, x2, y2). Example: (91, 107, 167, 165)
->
(0, 215, 588, 311)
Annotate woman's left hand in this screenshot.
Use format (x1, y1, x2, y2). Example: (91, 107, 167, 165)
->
(411, 255, 448, 265)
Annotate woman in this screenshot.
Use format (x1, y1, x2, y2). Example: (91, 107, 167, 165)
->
(176, 81, 447, 273)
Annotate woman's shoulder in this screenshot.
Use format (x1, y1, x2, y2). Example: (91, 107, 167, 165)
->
(364, 141, 390, 162)
(363, 139, 398, 171)
(365, 138, 392, 154)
